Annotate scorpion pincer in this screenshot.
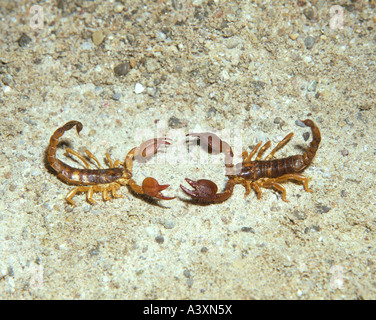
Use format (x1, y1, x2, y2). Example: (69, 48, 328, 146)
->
(47, 121, 175, 206)
(180, 119, 321, 203)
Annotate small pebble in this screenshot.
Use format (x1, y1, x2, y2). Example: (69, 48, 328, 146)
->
(303, 7, 314, 20)
(88, 248, 99, 256)
(183, 269, 191, 278)
(295, 119, 306, 128)
(134, 83, 145, 94)
(307, 80, 317, 92)
(304, 225, 321, 233)
(315, 205, 331, 214)
(129, 57, 137, 68)
(81, 41, 92, 50)
(17, 33, 32, 47)
(114, 3, 124, 13)
(161, 220, 175, 229)
(156, 31, 167, 41)
(168, 116, 182, 128)
(341, 149, 349, 156)
(289, 33, 299, 40)
(273, 117, 283, 124)
(303, 132, 310, 141)
(114, 62, 130, 76)
(200, 246, 208, 253)
(145, 226, 158, 237)
(7, 266, 14, 277)
(136, 269, 144, 276)
(293, 210, 307, 220)
(155, 235, 164, 244)
(207, 106, 217, 116)
(92, 30, 105, 46)
(57, 0, 65, 10)
(304, 36, 315, 49)
(147, 87, 157, 97)
(240, 227, 255, 233)
(187, 277, 194, 288)
(2, 75, 12, 85)
(111, 92, 121, 101)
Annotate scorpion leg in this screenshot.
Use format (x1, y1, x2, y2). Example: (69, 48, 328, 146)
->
(243, 180, 253, 197)
(243, 141, 262, 163)
(252, 173, 312, 202)
(105, 153, 123, 169)
(101, 183, 122, 201)
(66, 187, 80, 206)
(66, 186, 95, 206)
(84, 150, 103, 169)
(265, 132, 294, 161)
(273, 173, 313, 192)
(104, 153, 122, 169)
(105, 152, 114, 168)
(102, 187, 110, 201)
(64, 148, 92, 169)
(250, 179, 288, 202)
(110, 183, 122, 198)
(106, 152, 124, 168)
(86, 186, 97, 204)
(256, 141, 271, 161)
(250, 181, 263, 199)
(260, 180, 289, 202)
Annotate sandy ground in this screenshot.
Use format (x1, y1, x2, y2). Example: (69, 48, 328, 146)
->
(1, 0, 376, 299)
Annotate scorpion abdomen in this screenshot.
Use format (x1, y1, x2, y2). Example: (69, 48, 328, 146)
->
(240, 155, 304, 180)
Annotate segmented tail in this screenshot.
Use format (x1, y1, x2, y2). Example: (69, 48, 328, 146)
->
(47, 121, 82, 172)
(300, 119, 321, 167)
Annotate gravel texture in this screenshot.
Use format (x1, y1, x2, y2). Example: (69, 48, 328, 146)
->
(0, 0, 376, 299)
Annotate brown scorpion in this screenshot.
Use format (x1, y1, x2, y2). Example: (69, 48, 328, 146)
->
(180, 119, 321, 203)
(47, 121, 175, 206)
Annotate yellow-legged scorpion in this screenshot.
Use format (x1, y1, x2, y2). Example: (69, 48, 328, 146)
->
(47, 121, 174, 206)
(180, 119, 321, 203)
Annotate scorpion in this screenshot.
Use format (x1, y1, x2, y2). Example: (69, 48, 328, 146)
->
(47, 121, 175, 206)
(180, 119, 321, 203)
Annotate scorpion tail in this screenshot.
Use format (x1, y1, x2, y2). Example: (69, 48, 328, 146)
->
(47, 121, 83, 172)
(300, 119, 321, 167)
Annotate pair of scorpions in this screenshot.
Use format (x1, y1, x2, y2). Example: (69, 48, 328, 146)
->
(47, 119, 320, 205)
(47, 121, 174, 206)
(180, 119, 321, 203)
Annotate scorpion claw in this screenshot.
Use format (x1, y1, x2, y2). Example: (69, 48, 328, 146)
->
(136, 138, 171, 161)
(187, 132, 232, 155)
(186, 132, 234, 167)
(180, 178, 219, 201)
(142, 177, 175, 200)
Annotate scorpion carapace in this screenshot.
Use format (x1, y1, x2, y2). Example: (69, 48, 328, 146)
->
(47, 121, 175, 206)
(180, 119, 321, 203)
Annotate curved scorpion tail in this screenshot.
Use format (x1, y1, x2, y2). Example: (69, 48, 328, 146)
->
(300, 119, 321, 168)
(47, 121, 83, 172)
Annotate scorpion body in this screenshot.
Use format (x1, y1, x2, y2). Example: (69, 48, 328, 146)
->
(47, 121, 174, 206)
(181, 119, 321, 203)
